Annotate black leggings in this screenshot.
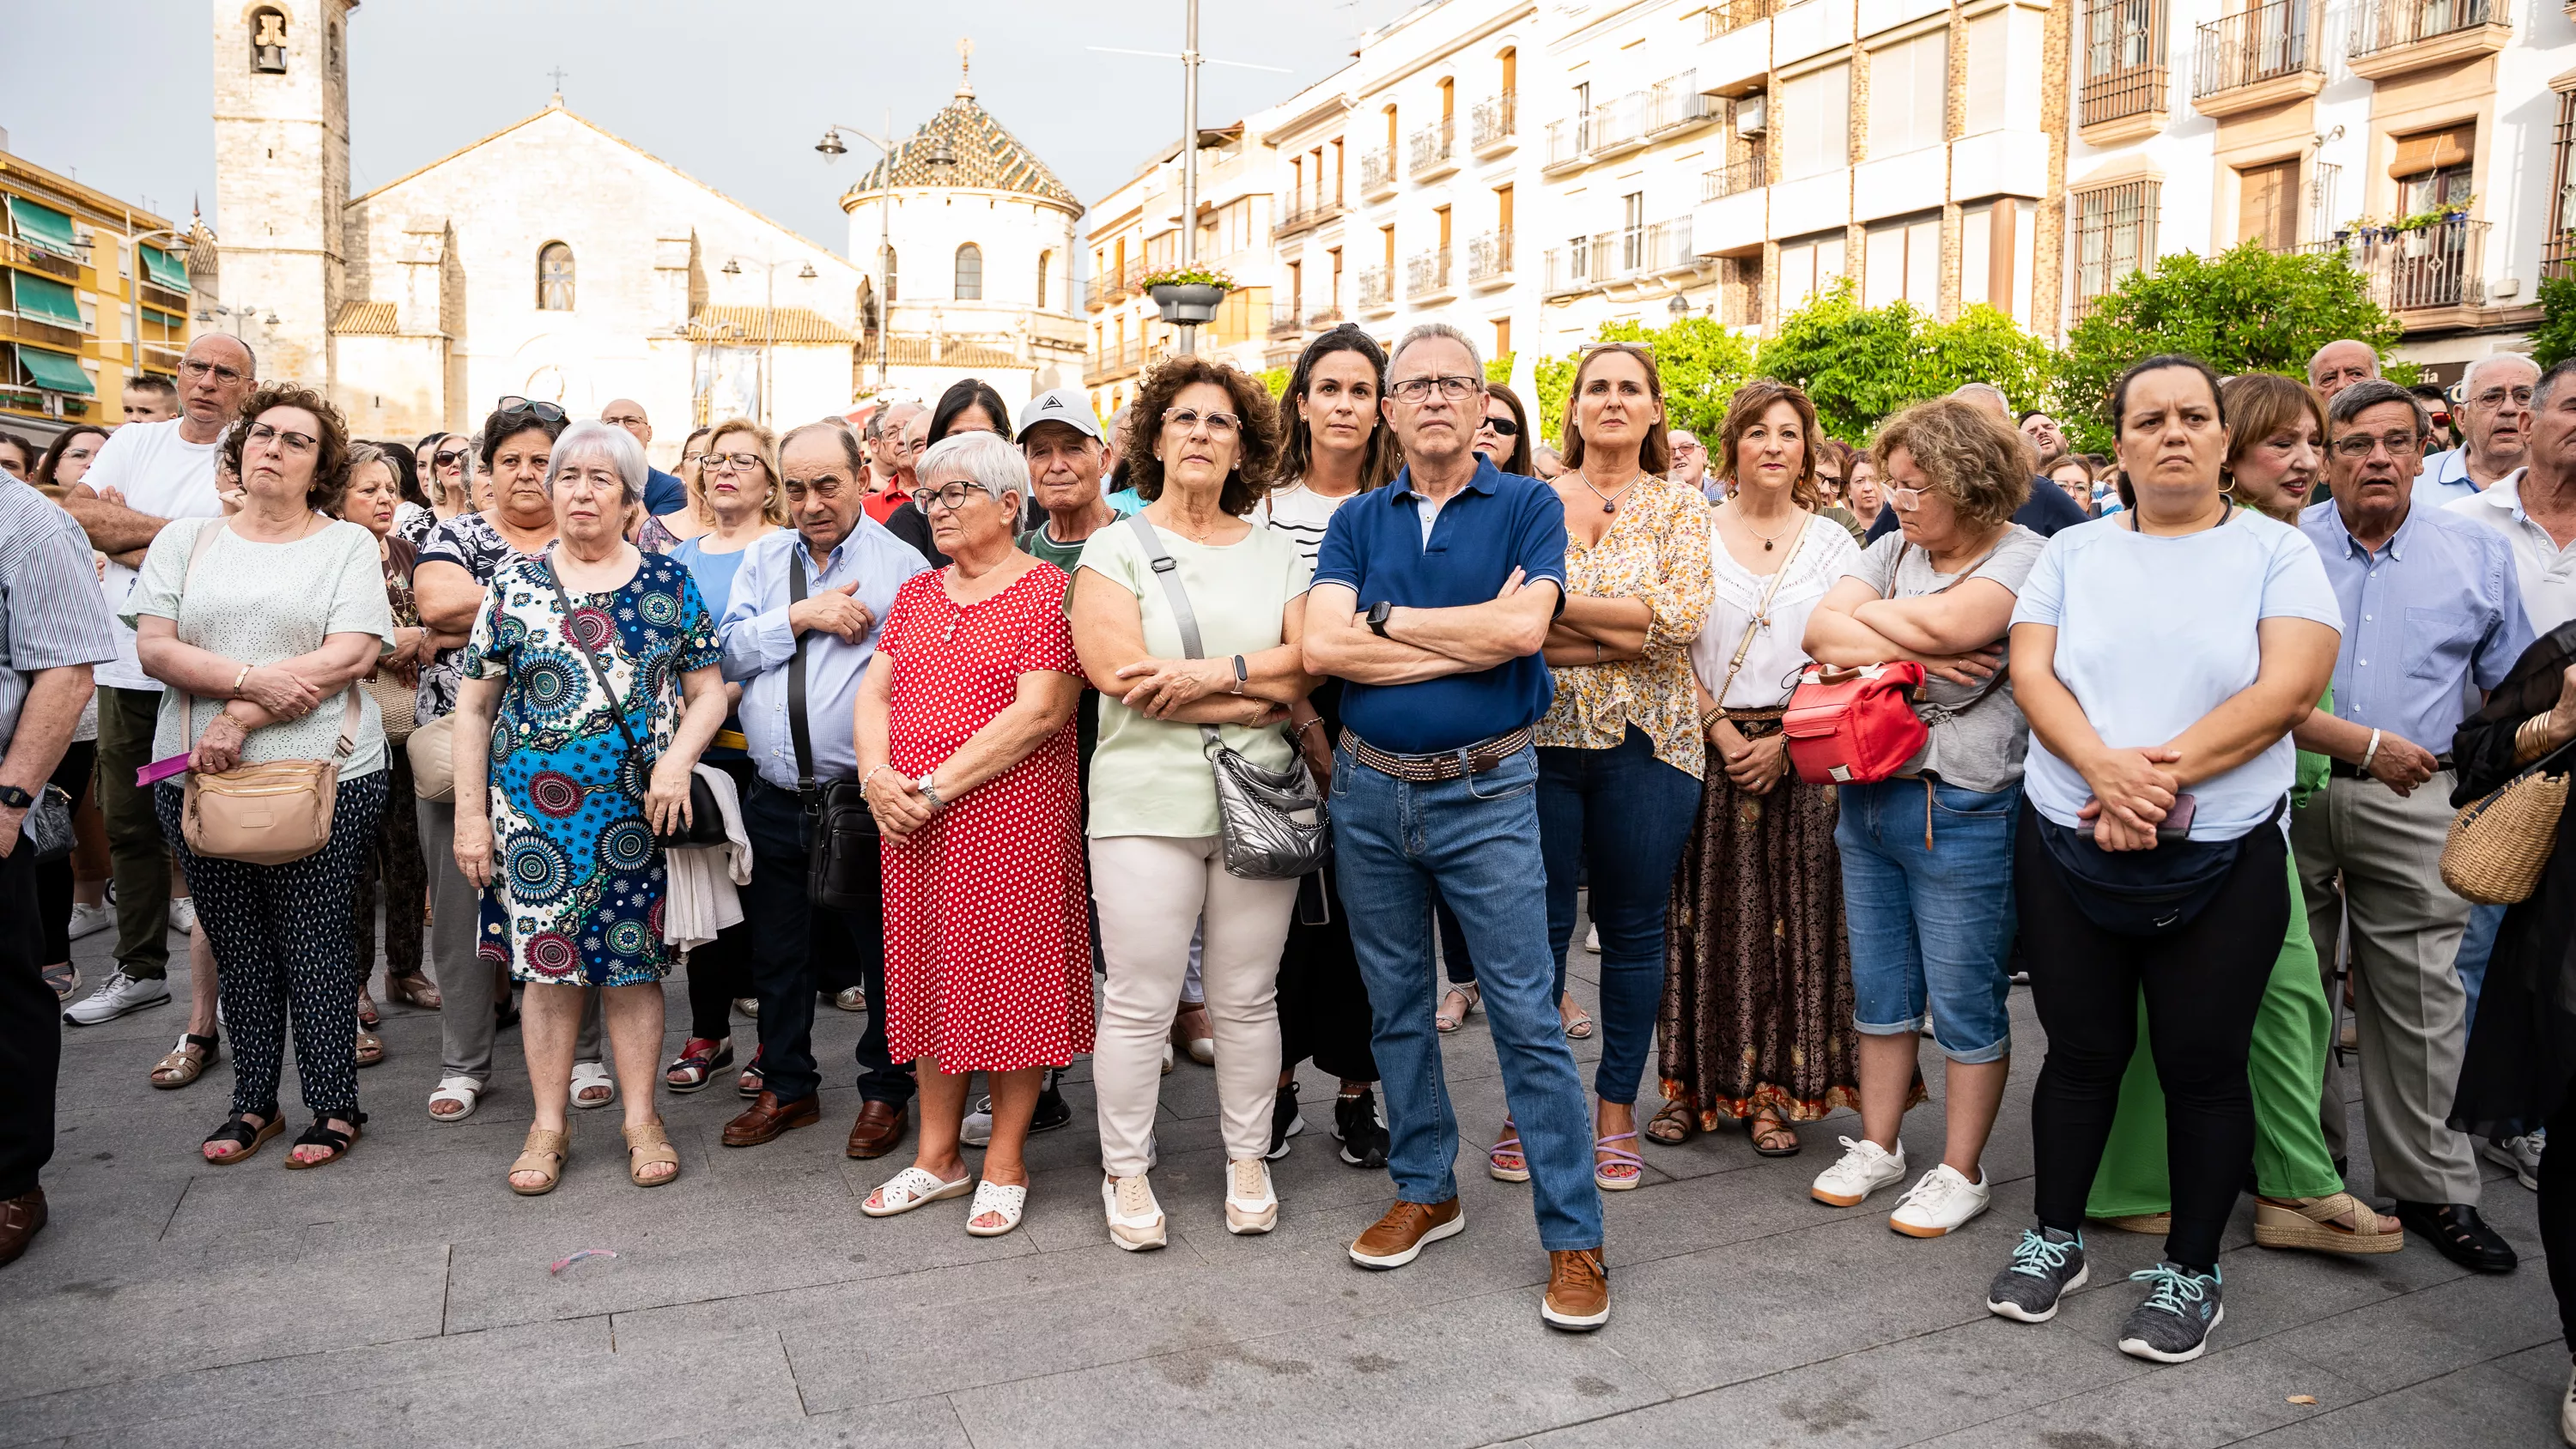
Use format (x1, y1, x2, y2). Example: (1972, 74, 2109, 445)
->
(2543, 1073, 2576, 1350)
(2018, 803, 2286, 1272)
(686, 917, 755, 1041)
(35, 742, 95, 964)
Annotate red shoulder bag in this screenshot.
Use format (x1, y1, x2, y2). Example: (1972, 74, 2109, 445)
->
(1783, 662, 1929, 784)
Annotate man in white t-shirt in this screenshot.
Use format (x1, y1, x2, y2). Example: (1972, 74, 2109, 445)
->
(56, 333, 254, 1026)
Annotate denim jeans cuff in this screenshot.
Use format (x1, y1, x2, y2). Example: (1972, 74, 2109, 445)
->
(1853, 1015, 1929, 1040)
(1538, 1235, 1607, 1253)
(1931, 1034, 2011, 1066)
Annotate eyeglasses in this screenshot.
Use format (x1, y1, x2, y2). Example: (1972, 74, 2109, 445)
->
(681, 451, 706, 465)
(1890, 486, 1928, 511)
(1388, 375, 1482, 404)
(1673, 440, 1705, 453)
(920, 482, 993, 513)
(1479, 414, 1522, 438)
(2330, 430, 2423, 460)
(1163, 407, 1242, 436)
(244, 421, 317, 454)
(431, 448, 469, 469)
(179, 358, 247, 384)
(495, 396, 567, 424)
(705, 452, 766, 472)
(2470, 387, 2536, 409)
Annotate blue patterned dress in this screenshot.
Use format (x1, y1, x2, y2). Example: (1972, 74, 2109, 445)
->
(463, 552, 720, 986)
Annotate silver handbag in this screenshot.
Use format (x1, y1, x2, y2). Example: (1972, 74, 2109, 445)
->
(1126, 515, 1328, 881)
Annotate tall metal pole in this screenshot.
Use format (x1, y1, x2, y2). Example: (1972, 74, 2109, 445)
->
(1176, 0, 1200, 355)
(880, 106, 894, 390)
(763, 260, 776, 429)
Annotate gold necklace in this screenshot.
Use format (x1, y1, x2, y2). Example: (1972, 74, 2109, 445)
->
(1738, 508, 1802, 552)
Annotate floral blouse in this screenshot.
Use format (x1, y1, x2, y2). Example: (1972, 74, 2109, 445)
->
(1535, 473, 1716, 778)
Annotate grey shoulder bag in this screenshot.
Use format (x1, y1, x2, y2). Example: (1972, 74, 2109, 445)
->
(1126, 514, 1327, 880)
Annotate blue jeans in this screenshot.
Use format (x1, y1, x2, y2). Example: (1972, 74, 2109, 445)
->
(2456, 901, 2504, 1030)
(1536, 729, 1700, 1103)
(1835, 777, 2020, 1064)
(1333, 740, 1602, 1252)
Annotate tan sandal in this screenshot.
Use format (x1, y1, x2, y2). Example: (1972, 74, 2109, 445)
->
(2254, 1193, 2404, 1255)
(2094, 1212, 2173, 1235)
(353, 1028, 385, 1069)
(150, 1033, 219, 1089)
(509, 1128, 570, 1196)
(623, 1121, 680, 1188)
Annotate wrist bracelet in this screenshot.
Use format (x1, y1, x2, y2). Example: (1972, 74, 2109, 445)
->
(859, 763, 892, 801)
(2360, 728, 2382, 773)
(1293, 717, 1323, 737)
(232, 664, 251, 699)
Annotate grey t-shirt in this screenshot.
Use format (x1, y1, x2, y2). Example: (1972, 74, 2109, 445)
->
(1844, 524, 2045, 794)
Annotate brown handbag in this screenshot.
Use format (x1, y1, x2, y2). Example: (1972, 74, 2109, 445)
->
(173, 518, 366, 866)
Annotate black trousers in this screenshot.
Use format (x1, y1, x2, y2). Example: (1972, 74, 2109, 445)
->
(34, 742, 94, 964)
(2540, 1070, 2576, 1349)
(0, 826, 59, 1198)
(681, 761, 758, 1041)
(740, 779, 911, 1108)
(2018, 803, 2285, 1271)
(1277, 864, 1378, 1083)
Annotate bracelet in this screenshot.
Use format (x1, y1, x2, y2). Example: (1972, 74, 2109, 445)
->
(1699, 706, 1726, 732)
(1293, 717, 1324, 738)
(232, 664, 251, 700)
(1592, 640, 1604, 664)
(858, 763, 893, 801)
(2360, 728, 2383, 774)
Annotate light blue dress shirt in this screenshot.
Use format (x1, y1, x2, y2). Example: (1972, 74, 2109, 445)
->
(2298, 498, 2533, 756)
(717, 520, 930, 793)
(2410, 446, 2477, 509)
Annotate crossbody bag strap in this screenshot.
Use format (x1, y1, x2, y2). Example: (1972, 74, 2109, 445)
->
(784, 548, 817, 798)
(545, 567, 651, 777)
(176, 517, 363, 761)
(1715, 515, 1813, 714)
(1126, 514, 1227, 755)
(1909, 535, 2016, 727)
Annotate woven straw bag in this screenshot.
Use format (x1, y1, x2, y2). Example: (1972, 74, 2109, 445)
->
(363, 669, 417, 744)
(2440, 763, 2571, 906)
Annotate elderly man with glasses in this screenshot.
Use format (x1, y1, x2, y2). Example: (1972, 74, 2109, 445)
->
(1667, 428, 1711, 500)
(2415, 355, 2540, 509)
(2293, 377, 2534, 1276)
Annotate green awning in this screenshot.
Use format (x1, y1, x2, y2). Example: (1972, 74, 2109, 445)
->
(10, 272, 81, 328)
(17, 346, 94, 396)
(139, 244, 190, 294)
(9, 198, 77, 257)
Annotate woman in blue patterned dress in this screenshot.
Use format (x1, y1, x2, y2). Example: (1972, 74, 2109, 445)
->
(450, 421, 725, 1196)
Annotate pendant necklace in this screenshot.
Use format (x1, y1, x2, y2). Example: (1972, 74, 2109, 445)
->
(1575, 468, 1643, 514)
(1741, 511, 1801, 552)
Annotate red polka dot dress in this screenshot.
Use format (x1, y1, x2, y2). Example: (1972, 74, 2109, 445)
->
(878, 562, 1096, 1073)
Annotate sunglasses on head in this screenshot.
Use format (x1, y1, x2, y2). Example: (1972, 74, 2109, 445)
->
(495, 396, 567, 424)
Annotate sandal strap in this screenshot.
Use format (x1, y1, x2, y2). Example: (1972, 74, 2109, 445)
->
(623, 1121, 672, 1149)
(183, 1032, 218, 1051)
(204, 1117, 267, 1148)
(293, 1117, 361, 1151)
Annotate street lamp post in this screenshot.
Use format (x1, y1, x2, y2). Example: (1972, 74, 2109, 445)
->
(1178, 0, 1201, 356)
(817, 116, 957, 395)
(720, 255, 819, 428)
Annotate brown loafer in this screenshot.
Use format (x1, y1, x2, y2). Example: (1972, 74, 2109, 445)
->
(1540, 1247, 1609, 1331)
(0, 1188, 47, 1267)
(1348, 1197, 1463, 1269)
(844, 1099, 909, 1159)
(720, 1091, 820, 1148)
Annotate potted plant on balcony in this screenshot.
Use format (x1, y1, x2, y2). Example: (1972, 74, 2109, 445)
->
(1143, 265, 1235, 325)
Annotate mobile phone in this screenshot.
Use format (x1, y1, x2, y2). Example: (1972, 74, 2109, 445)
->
(2077, 792, 2196, 841)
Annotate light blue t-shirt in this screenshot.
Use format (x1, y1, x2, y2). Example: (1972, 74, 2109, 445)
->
(2009, 510, 2342, 842)
(667, 533, 767, 621)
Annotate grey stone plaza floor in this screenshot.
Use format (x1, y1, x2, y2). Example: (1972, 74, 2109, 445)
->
(1, 909, 2561, 1448)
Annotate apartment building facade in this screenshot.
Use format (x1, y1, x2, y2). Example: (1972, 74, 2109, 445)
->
(0, 143, 201, 442)
(1084, 127, 1284, 417)
(2062, 0, 2573, 379)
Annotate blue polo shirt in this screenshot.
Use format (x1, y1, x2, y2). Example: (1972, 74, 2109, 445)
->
(644, 467, 688, 518)
(1312, 455, 1568, 754)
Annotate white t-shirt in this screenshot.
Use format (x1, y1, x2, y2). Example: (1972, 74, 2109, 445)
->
(1692, 512, 1860, 708)
(2009, 511, 2342, 841)
(82, 418, 224, 693)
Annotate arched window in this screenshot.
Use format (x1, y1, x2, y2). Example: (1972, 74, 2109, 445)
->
(1036, 250, 1051, 308)
(250, 7, 288, 73)
(955, 243, 983, 300)
(537, 242, 575, 311)
(882, 245, 899, 302)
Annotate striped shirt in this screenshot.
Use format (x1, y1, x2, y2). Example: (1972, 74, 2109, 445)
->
(0, 482, 119, 758)
(1250, 482, 1358, 569)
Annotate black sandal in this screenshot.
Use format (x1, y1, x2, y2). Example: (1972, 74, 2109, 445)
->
(203, 1113, 281, 1165)
(283, 1112, 366, 1171)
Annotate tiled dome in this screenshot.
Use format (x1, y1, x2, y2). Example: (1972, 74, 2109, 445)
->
(854, 82, 1081, 214)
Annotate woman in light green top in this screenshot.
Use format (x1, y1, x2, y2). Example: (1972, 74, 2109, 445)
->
(1068, 356, 1320, 1252)
(2085, 373, 2403, 1253)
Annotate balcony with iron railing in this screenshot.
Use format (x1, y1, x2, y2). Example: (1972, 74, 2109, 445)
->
(1544, 118, 1589, 173)
(1361, 148, 1398, 198)
(1084, 272, 1116, 312)
(2079, 0, 2169, 139)
(1273, 197, 1348, 239)
(1, 235, 82, 282)
(1589, 91, 1650, 159)
(1472, 92, 1516, 155)
(1646, 216, 1697, 274)
(1704, 0, 1777, 36)
(1268, 302, 1303, 338)
(1084, 338, 1140, 385)
(2192, 0, 2323, 118)
(1647, 71, 1714, 136)
(1406, 249, 1455, 302)
(1541, 243, 1590, 297)
(1701, 155, 1769, 202)
(1306, 301, 1346, 328)
(1467, 229, 1515, 286)
(1356, 264, 1395, 315)
(1409, 118, 1458, 179)
(2294, 216, 2490, 316)
(2347, 0, 2508, 78)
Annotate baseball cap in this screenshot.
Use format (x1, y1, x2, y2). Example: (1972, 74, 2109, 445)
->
(1015, 387, 1104, 444)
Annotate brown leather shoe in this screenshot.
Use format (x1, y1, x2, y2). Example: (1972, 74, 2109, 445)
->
(1540, 1247, 1609, 1331)
(1347, 1197, 1463, 1269)
(844, 1099, 909, 1159)
(0, 1188, 47, 1267)
(720, 1091, 820, 1148)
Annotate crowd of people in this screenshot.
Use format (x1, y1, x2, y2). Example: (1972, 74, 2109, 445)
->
(3, 322, 2574, 1430)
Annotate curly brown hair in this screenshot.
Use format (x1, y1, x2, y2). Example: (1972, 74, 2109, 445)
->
(1716, 379, 1825, 511)
(220, 382, 353, 514)
(1121, 355, 1283, 517)
(1869, 397, 2032, 531)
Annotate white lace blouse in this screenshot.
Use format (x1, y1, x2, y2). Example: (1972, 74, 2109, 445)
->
(1689, 512, 1860, 710)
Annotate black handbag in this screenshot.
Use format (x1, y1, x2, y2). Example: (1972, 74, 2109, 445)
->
(786, 557, 878, 912)
(2035, 796, 2281, 937)
(545, 569, 726, 847)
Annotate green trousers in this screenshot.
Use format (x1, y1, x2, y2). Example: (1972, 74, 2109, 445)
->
(2084, 850, 2343, 1216)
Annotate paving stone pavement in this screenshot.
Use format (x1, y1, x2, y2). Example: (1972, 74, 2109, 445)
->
(3, 906, 2560, 1448)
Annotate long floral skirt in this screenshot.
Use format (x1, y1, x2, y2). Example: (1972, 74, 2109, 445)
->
(1658, 754, 1886, 1128)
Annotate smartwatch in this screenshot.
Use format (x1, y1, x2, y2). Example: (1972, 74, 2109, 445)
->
(0, 785, 29, 809)
(1365, 601, 1394, 638)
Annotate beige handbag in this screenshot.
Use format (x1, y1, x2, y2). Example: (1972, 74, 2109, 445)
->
(408, 710, 458, 803)
(364, 668, 417, 744)
(2440, 758, 2571, 906)
(174, 520, 363, 866)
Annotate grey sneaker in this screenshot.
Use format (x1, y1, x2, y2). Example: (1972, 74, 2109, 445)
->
(1986, 1227, 2087, 1323)
(961, 1095, 994, 1148)
(2117, 1264, 2223, 1364)
(2484, 1133, 2543, 1191)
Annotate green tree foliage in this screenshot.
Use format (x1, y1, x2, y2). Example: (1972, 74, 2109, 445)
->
(1530, 316, 1758, 448)
(1255, 366, 1291, 400)
(2534, 274, 2576, 371)
(1485, 352, 1516, 385)
(2055, 244, 2402, 452)
(1753, 283, 2054, 441)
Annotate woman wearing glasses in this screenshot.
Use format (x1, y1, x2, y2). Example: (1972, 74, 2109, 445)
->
(404, 433, 473, 549)
(888, 379, 1013, 569)
(638, 427, 720, 554)
(1069, 356, 1315, 1249)
(1474, 381, 1536, 478)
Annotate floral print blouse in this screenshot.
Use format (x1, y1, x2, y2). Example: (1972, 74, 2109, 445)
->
(1535, 473, 1716, 778)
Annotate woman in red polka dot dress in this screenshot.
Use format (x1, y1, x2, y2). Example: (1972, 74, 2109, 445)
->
(853, 433, 1091, 1238)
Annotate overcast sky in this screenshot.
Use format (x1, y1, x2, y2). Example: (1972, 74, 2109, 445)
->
(2, 0, 1424, 251)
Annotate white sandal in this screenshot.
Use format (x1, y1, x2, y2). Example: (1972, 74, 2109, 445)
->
(862, 1166, 973, 1217)
(965, 1179, 1028, 1237)
(428, 1075, 482, 1122)
(569, 1060, 616, 1110)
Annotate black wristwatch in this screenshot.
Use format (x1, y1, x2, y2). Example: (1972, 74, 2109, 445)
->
(1365, 601, 1394, 638)
(0, 785, 31, 809)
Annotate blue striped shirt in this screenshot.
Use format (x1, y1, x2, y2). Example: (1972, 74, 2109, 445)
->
(0, 482, 119, 757)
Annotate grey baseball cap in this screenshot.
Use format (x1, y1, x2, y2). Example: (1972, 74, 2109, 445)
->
(1014, 386, 1105, 444)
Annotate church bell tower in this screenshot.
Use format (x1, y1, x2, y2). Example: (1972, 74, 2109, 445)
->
(210, 0, 355, 385)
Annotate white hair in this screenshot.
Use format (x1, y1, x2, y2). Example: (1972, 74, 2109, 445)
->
(2461, 352, 2539, 398)
(1389, 321, 1484, 378)
(919, 431, 1029, 506)
(1952, 381, 2010, 409)
(544, 419, 647, 506)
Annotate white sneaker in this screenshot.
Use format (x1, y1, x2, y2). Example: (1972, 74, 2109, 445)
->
(2561, 1360, 2576, 1447)
(168, 897, 197, 935)
(2484, 1134, 2543, 1191)
(64, 968, 172, 1025)
(1584, 922, 1601, 954)
(1224, 1158, 1279, 1234)
(1811, 1136, 1907, 1208)
(65, 901, 113, 941)
(1888, 1164, 1992, 1238)
(961, 1096, 994, 1148)
(1103, 1173, 1166, 1252)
